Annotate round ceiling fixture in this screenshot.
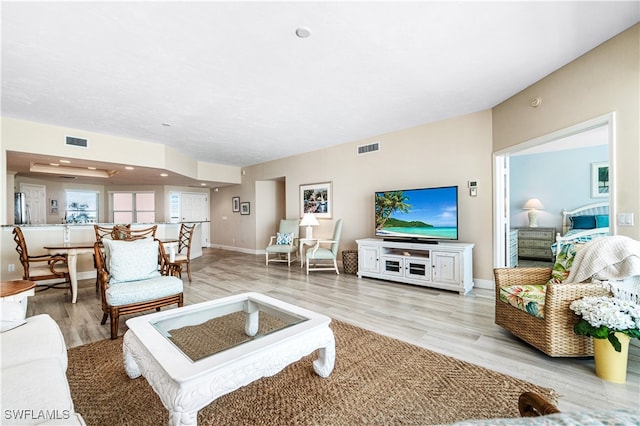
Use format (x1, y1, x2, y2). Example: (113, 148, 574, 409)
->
(295, 27, 311, 38)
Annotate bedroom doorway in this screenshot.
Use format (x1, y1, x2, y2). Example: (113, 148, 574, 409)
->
(493, 113, 615, 268)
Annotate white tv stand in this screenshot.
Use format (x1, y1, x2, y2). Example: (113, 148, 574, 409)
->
(356, 238, 474, 295)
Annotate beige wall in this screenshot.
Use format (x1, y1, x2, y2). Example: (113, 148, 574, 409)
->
(493, 24, 639, 239)
(0, 117, 241, 223)
(233, 110, 495, 281)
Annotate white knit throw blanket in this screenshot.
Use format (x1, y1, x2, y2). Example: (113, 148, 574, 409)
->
(566, 236, 640, 284)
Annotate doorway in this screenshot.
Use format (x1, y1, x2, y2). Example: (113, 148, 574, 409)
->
(180, 192, 209, 248)
(19, 183, 46, 224)
(493, 113, 616, 268)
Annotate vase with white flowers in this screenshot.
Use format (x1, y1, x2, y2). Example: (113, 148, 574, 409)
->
(570, 296, 640, 383)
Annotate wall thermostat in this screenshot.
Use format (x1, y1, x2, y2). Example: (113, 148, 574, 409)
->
(468, 181, 478, 197)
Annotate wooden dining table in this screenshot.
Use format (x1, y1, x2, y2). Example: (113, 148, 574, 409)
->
(44, 242, 95, 304)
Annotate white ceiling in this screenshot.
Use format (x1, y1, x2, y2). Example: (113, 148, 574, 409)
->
(2, 1, 638, 177)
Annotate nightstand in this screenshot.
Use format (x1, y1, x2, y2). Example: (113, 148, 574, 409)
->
(517, 227, 556, 261)
(509, 229, 519, 267)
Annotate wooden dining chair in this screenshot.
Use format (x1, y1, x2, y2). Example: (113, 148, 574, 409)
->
(12, 226, 70, 292)
(114, 225, 157, 240)
(171, 223, 195, 282)
(94, 224, 129, 242)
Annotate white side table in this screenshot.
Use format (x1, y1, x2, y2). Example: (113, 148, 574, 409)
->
(0, 280, 36, 317)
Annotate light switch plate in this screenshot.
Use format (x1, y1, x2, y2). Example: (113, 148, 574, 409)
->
(618, 213, 634, 226)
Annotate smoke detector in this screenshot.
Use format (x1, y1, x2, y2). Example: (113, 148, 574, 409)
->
(295, 27, 311, 38)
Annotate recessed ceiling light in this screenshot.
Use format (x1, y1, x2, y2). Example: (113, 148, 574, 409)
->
(200, 183, 206, 186)
(295, 27, 311, 38)
(31, 163, 111, 178)
(160, 173, 168, 177)
(49, 163, 59, 166)
(87, 166, 97, 170)
(125, 166, 134, 170)
(59, 159, 71, 164)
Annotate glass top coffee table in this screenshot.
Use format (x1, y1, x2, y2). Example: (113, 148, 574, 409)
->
(123, 292, 335, 426)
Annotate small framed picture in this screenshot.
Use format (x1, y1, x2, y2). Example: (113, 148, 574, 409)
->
(240, 202, 250, 215)
(50, 199, 58, 215)
(232, 196, 240, 212)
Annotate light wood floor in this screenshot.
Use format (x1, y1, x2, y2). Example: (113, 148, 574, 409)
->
(27, 248, 639, 415)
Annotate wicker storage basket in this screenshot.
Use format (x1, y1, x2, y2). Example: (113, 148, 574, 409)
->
(342, 250, 358, 274)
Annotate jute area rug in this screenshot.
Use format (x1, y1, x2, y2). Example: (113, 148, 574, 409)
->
(67, 320, 557, 426)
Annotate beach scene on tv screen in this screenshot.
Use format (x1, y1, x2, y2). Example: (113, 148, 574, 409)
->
(375, 187, 458, 239)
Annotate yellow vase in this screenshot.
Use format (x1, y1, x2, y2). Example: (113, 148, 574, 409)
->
(593, 332, 631, 384)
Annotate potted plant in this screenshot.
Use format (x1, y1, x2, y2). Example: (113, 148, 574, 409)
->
(570, 296, 640, 383)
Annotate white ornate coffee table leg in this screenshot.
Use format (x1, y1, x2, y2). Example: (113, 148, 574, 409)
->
(123, 331, 143, 378)
(244, 302, 259, 336)
(313, 328, 336, 377)
(168, 410, 197, 426)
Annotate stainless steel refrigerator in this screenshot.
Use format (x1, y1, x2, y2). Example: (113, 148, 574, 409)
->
(14, 192, 29, 224)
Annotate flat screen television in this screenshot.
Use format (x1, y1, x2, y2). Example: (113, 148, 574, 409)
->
(375, 185, 458, 242)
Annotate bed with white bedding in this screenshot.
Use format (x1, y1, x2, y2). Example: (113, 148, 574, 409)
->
(552, 202, 609, 253)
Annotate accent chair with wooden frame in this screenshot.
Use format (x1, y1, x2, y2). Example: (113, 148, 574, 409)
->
(493, 267, 610, 357)
(12, 226, 70, 291)
(93, 224, 131, 291)
(170, 223, 196, 282)
(95, 237, 183, 339)
(265, 219, 300, 268)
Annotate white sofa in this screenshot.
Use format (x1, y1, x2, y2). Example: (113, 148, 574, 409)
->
(0, 314, 85, 425)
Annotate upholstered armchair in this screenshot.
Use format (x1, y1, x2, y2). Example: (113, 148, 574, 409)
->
(265, 219, 300, 267)
(306, 219, 343, 275)
(95, 237, 183, 339)
(494, 267, 609, 357)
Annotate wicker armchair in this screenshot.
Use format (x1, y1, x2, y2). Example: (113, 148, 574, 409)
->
(494, 267, 610, 357)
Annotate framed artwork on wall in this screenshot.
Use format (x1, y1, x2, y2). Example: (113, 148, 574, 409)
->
(591, 162, 609, 198)
(300, 181, 332, 219)
(240, 202, 250, 215)
(232, 196, 240, 212)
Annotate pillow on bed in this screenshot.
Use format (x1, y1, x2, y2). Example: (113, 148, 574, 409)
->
(571, 215, 596, 229)
(595, 214, 609, 228)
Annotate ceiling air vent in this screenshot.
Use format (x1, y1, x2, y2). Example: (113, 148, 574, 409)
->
(357, 142, 380, 155)
(65, 136, 88, 148)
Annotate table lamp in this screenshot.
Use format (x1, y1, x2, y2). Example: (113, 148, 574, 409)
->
(523, 198, 545, 228)
(300, 213, 319, 239)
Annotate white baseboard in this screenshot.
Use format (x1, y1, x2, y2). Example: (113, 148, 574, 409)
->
(474, 278, 494, 290)
(209, 243, 262, 255)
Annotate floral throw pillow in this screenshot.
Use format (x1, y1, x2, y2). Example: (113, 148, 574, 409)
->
(276, 232, 294, 245)
(549, 242, 583, 284)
